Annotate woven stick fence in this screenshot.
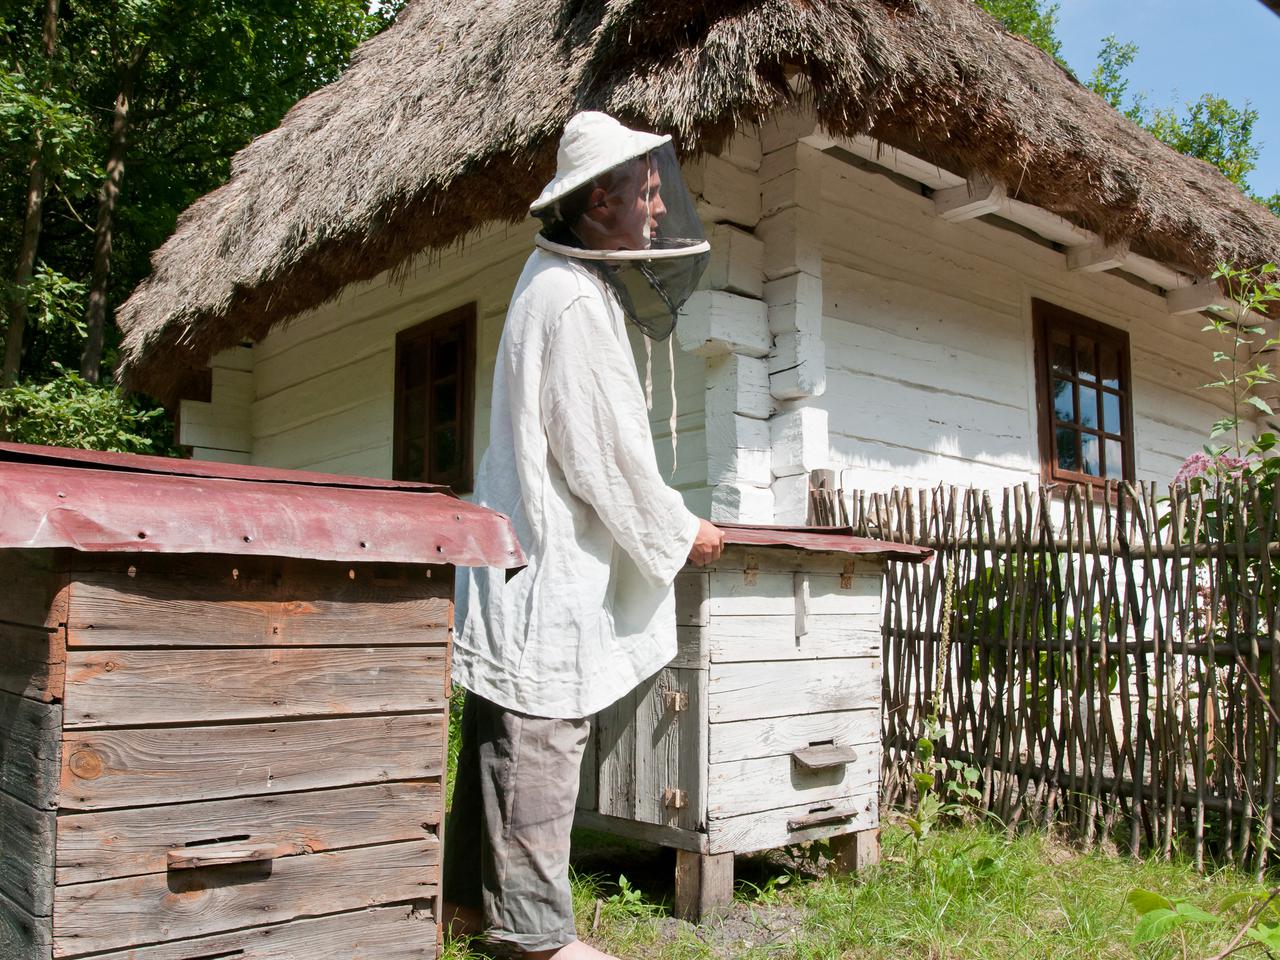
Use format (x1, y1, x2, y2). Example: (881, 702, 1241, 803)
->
(826, 479, 1280, 872)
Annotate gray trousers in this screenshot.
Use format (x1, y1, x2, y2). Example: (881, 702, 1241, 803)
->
(443, 691, 591, 952)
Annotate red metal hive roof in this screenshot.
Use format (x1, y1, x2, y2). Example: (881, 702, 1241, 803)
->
(0, 442, 523, 568)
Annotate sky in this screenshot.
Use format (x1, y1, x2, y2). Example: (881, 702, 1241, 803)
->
(1054, 0, 1279, 200)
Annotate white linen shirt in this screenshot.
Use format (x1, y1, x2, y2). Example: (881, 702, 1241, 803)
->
(453, 247, 701, 719)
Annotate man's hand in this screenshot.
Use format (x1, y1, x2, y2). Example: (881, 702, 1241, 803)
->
(687, 519, 725, 567)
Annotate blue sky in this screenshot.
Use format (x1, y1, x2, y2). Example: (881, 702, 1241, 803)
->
(1054, 0, 1279, 200)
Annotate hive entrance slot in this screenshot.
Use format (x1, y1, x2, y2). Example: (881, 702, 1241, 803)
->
(808, 739, 833, 747)
(184, 834, 250, 847)
(183, 952, 245, 960)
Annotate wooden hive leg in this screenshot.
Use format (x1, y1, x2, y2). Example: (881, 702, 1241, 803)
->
(673, 850, 733, 922)
(830, 827, 880, 876)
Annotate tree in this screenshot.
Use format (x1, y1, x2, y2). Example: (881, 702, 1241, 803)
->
(978, 11, 1278, 219)
(1082, 36, 1276, 215)
(1, 0, 405, 449)
(975, 0, 1063, 60)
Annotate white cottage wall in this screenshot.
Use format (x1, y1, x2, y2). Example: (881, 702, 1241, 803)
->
(180, 120, 1239, 517)
(228, 220, 713, 513)
(815, 149, 1232, 495)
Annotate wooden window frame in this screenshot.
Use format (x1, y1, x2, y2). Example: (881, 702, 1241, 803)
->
(1032, 299, 1136, 487)
(393, 303, 477, 492)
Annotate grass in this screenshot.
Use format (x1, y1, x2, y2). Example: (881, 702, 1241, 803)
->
(441, 820, 1274, 959)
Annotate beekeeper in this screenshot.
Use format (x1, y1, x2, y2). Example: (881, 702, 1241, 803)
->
(442, 111, 724, 959)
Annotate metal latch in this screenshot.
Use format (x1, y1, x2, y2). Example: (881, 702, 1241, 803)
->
(744, 554, 759, 586)
(662, 788, 688, 810)
(663, 690, 689, 713)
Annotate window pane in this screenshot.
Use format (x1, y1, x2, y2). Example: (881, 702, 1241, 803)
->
(1105, 439, 1124, 478)
(432, 425, 459, 477)
(401, 341, 429, 390)
(1081, 433, 1101, 476)
(1100, 348, 1122, 390)
(403, 385, 426, 438)
(433, 335, 460, 379)
(1056, 427, 1079, 471)
(1102, 390, 1122, 434)
(403, 439, 425, 481)
(433, 379, 457, 423)
(1051, 332, 1072, 375)
(1078, 385, 1098, 429)
(1053, 379, 1074, 422)
(1076, 337, 1097, 382)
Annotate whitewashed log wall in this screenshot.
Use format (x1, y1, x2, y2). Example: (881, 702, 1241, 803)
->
(181, 107, 1238, 512)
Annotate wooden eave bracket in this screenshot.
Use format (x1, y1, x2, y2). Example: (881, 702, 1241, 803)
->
(1067, 241, 1129, 273)
(932, 176, 1007, 222)
(1166, 280, 1234, 316)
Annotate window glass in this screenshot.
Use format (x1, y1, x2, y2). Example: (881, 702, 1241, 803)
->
(1035, 300, 1132, 486)
(394, 304, 476, 489)
(1053, 379, 1074, 422)
(1078, 385, 1098, 429)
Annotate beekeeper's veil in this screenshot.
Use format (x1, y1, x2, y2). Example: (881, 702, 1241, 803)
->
(530, 112, 710, 341)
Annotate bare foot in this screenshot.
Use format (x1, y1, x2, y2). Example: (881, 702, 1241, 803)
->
(441, 901, 484, 940)
(523, 940, 618, 960)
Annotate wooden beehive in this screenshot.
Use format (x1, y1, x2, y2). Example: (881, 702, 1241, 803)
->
(576, 533, 928, 919)
(0, 443, 521, 960)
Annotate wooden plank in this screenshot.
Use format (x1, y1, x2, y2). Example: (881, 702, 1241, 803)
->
(0, 791, 54, 917)
(675, 571, 709, 626)
(635, 668, 706, 832)
(0, 885, 49, 960)
(52, 838, 439, 957)
(708, 743, 879, 818)
(674, 850, 734, 922)
(56, 780, 441, 885)
(708, 658, 880, 723)
(0, 693, 61, 810)
(65, 555, 450, 648)
(669, 625, 709, 670)
(573, 809, 707, 853)
(63, 646, 448, 727)
(710, 709, 878, 764)
(596, 684, 639, 822)
(0, 624, 66, 704)
(0, 551, 68, 632)
(831, 827, 881, 876)
(708, 614, 880, 662)
(708, 571, 880, 617)
(59, 713, 443, 810)
(81, 904, 438, 960)
(708, 791, 877, 855)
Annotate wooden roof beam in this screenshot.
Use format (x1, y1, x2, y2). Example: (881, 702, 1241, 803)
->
(1067, 241, 1129, 273)
(1166, 281, 1234, 316)
(932, 176, 1006, 222)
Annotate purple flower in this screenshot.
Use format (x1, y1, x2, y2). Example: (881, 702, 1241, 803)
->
(1174, 452, 1213, 486)
(1174, 451, 1251, 486)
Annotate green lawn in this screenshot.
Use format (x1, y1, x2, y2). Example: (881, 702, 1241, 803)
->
(442, 821, 1274, 959)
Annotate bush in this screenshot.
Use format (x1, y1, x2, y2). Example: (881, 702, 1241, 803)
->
(0, 368, 169, 454)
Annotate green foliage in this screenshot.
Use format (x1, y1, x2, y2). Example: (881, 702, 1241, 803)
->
(0, 366, 166, 452)
(3, 262, 86, 335)
(974, 0, 1063, 60)
(1, 1, 405, 444)
(1149, 95, 1262, 191)
(1196, 262, 1280, 460)
(1088, 35, 1145, 122)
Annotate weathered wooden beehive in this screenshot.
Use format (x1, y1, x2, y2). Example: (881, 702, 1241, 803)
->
(0, 442, 521, 960)
(575, 527, 929, 919)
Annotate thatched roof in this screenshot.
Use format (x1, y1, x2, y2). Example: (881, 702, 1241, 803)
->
(117, 0, 1280, 400)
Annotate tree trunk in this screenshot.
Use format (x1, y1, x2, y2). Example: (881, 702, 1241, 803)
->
(80, 47, 143, 383)
(2, 0, 61, 389)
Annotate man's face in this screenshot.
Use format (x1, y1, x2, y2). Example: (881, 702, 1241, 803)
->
(582, 158, 665, 251)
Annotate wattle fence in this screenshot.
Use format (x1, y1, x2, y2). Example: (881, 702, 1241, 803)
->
(826, 479, 1280, 873)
